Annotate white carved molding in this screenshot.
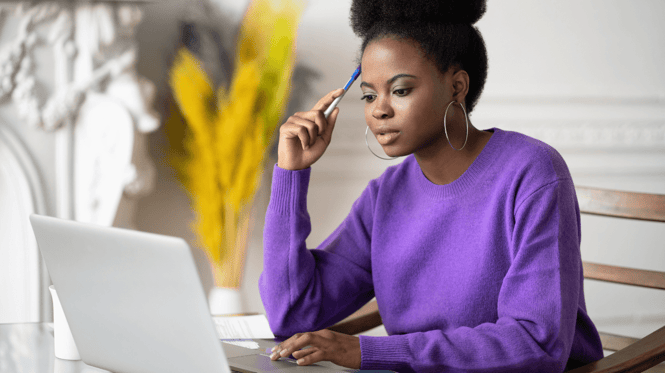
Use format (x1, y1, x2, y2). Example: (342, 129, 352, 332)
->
(0, 1, 160, 322)
(0, 3, 148, 132)
(0, 2, 159, 220)
(329, 99, 665, 152)
(316, 97, 665, 181)
(473, 95, 665, 152)
(74, 93, 135, 226)
(327, 122, 665, 158)
(481, 120, 665, 151)
(0, 124, 48, 323)
(480, 95, 665, 106)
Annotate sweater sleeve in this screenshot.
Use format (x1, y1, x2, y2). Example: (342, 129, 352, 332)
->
(359, 178, 582, 373)
(259, 165, 375, 337)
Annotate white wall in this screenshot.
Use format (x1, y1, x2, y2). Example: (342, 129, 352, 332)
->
(0, 0, 659, 337)
(477, 0, 665, 339)
(131, 0, 664, 338)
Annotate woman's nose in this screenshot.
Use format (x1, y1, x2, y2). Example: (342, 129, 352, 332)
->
(372, 98, 394, 119)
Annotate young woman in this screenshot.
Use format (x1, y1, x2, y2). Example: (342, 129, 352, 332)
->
(260, 0, 604, 371)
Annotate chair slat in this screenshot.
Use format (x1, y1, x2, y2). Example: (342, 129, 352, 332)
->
(567, 325, 665, 373)
(599, 331, 640, 352)
(643, 363, 665, 372)
(583, 262, 665, 290)
(576, 186, 665, 222)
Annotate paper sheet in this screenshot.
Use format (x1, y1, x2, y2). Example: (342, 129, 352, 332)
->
(213, 314, 275, 339)
(222, 340, 261, 350)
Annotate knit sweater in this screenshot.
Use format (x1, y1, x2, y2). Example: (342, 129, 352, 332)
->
(259, 127, 604, 372)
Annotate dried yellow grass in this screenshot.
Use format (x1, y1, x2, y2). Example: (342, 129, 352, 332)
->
(169, 0, 304, 288)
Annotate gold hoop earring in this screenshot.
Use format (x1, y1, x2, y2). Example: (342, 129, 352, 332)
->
(443, 101, 469, 151)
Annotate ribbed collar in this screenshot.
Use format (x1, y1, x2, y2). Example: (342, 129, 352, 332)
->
(411, 127, 501, 200)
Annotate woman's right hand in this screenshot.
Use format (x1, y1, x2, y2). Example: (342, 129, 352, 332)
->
(277, 88, 344, 170)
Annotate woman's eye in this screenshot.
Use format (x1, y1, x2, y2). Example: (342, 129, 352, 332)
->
(361, 94, 376, 102)
(394, 88, 410, 96)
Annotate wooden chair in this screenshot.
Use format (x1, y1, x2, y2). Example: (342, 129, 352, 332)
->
(329, 186, 665, 372)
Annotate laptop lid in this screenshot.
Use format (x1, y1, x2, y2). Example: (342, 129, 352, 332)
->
(30, 214, 231, 373)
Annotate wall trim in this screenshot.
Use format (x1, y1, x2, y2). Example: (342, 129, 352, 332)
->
(0, 124, 48, 322)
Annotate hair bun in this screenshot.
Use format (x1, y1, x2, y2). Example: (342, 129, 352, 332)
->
(350, 0, 487, 37)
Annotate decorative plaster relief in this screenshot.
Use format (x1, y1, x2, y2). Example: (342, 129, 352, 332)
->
(489, 120, 665, 151)
(328, 100, 665, 153)
(0, 2, 160, 322)
(0, 124, 47, 323)
(328, 118, 665, 156)
(0, 2, 160, 221)
(74, 93, 134, 226)
(317, 98, 665, 181)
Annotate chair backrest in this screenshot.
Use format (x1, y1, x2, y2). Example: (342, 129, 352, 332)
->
(575, 186, 665, 353)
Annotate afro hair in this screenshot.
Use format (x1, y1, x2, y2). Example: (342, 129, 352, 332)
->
(350, 0, 488, 113)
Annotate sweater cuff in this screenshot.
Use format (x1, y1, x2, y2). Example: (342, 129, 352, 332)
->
(360, 335, 412, 371)
(267, 164, 311, 215)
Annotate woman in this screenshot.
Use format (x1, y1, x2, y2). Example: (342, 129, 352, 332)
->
(260, 0, 604, 371)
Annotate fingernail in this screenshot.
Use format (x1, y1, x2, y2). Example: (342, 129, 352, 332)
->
(271, 346, 277, 352)
(270, 352, 279, 360)
(297, 359, 304, 365)
(280, 349, 289, 357)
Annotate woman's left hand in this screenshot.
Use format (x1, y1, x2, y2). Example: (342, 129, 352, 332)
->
(269, 329, 361, 369)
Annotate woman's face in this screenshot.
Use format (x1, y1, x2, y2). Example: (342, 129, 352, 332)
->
(360, 37, 456, 158)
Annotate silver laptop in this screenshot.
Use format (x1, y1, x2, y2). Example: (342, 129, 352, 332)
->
(30, 214, 351, 373)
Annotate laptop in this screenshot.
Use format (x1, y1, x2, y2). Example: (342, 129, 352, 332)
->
(29, 214, 352, 373)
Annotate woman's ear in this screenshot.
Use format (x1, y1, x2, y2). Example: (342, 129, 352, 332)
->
(451, 69, 470, 104)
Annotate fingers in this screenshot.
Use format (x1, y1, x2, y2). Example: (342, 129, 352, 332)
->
(270, 332, 325, 362)
(270, 333, 299, 360)
(276, 332, 325, 358)
(276, 88, 345, 170)
(280, 88, 344, 149)
(294, 349, 326, 366)
(312, 88, 345, 112)
(283, 105, 337, 150)
(269, 330, 360, 368)
(291, 110, 327, 148)
(323, 107, 339, 143)
(291, 346, 318, 359)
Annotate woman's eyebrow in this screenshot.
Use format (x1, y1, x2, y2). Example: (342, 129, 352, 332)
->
(360, 73, 418, 89)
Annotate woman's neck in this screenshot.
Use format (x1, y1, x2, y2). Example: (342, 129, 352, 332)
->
(414, 125, 492, 185)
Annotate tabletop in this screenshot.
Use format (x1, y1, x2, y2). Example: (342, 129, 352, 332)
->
(0, 322, 108, 373)
(0, 323, 361, 373)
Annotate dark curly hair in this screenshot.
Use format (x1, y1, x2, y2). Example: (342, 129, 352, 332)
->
(350, 0, 488, 113)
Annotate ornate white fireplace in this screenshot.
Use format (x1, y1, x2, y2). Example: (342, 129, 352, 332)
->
(0, 1, 159, 323)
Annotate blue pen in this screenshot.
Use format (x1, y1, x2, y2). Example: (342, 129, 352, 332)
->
(324, 64, 361, 119)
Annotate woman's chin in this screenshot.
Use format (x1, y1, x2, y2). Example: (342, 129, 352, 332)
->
(381, 146, 407, 159)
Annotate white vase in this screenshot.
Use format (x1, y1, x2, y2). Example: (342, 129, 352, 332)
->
(208, 287, 243, 315)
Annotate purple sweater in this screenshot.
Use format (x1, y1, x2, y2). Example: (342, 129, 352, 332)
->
(259, 128, 603, 372)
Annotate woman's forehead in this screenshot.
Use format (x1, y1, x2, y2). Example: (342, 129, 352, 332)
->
(361, 38, 442, 82)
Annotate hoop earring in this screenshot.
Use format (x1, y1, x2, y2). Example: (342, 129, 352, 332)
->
(365, 126, 398, 160)
(444, 101, 469, 151)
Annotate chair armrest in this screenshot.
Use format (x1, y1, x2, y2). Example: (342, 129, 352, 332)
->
(327, 301, 382, 335)
(567, 325, 665, 373)
(597, 332, 640, 352)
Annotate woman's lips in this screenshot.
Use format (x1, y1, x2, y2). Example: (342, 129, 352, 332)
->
(376, 131, 401, 145)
